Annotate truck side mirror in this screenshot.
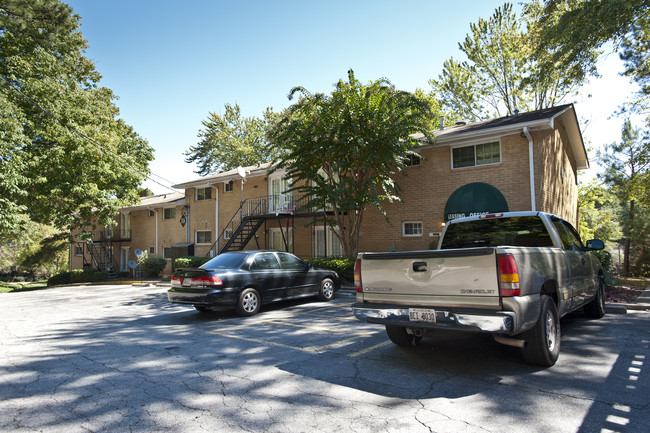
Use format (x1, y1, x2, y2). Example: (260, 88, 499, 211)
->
(586, 239, 604, 250)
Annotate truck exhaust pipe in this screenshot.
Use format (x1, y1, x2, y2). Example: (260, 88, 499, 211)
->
(493, 335, 527, 348)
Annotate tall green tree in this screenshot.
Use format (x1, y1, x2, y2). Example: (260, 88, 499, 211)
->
(430, 2, 597, 120)
(0, 0, 154, 237)
(268, 70, 433, 257)
(577, 180, 622, 243)
(185, 103, 278, 175)
(598, 120, 650, 275)
(535, 0, 650, 111)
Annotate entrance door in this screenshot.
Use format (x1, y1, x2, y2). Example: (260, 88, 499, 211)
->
(120, 247, 130, 273)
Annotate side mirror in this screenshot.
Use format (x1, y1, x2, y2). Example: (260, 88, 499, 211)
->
(586, 239, 604, 250)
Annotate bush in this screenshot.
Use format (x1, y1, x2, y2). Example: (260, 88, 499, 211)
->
(306, 257, 355, 282)
(48, 272, 71, 286)
(140, 257, 167, 278)
(174, 256, 210, 270)
(92, 271, 110, 282)
(70, 268, 97, 283)
(118, 271, 130, 278)
(592, 249, 615, 287)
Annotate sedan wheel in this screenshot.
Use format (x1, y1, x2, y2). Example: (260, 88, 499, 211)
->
(236, 288, 261, 316)
(318, 278, 335, 301)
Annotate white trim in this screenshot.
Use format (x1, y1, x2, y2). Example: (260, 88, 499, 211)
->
(195, 230, 212, 245)
(523, 127, 536, 211)
(402, 221, 423, 237)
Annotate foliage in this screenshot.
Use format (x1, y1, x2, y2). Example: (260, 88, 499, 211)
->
(0, 0, 154, 238)
(598, 120, 650, 275)
(185, 104, 279, 175)
(0, 218, 68, 277)
(269, 69, 433, 257)
(70, 268, 97, 283)
(591, 249, 616, 288)
(48, 271, 71, 286)
(305, 257, 355, 282)
(92, 271, 109, 282)
(138, 252, 167, 278)
(578, 180, 622, 242)
(174, 256, 210, 270)
(535, 0, 650, 111)
(0, 281, 48, 293)
(430, 2, 596, 120)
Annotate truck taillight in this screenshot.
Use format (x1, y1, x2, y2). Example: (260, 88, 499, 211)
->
(497, 253, 520, 296)
(354, 258, 362, 292)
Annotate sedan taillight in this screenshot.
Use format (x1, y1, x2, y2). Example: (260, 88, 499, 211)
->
(192, 275, 223, 286)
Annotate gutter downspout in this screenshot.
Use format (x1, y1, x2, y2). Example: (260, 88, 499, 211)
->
(148, 208, 159, 255)
(215, 186, 219, 257)
(523, 127, 536, 211)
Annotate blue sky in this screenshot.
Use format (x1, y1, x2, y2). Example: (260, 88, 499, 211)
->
(64, 0, 638, 194)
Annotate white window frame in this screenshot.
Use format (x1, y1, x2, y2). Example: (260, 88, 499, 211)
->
(75, 246, 83, 256)
(402, 221, 423, 237)
(404, 153, 421, 167)
(224, 180, 234, 193)
(162, 247, 172, 259)
(196, 187, 212, 201)
(223, 228, 233, 240)
(451, 140, 501, 169)
(313, 226, 342, 258)
(163, 207, 176, 220)
(196, 230, 212, 245)
(269, 227, 293, 252)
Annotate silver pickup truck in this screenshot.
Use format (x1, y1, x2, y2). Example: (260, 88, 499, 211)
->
(352, 211, 605, 366)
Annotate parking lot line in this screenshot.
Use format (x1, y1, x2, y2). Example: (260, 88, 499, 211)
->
(348, 340, 393, 358)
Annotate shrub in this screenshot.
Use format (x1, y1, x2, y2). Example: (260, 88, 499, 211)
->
(48, 272, 71, 286)
(70, 268, 97, 283)
(92, 271, 110, 282)
(118, 271, 130, 278)
(592, 249, 615, 287)
(306, 257, 355, 282)
(140, 257, 167, 278)
(175, 256, 210, 270)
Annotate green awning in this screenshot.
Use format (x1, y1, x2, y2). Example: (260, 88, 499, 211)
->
(444, 183, 509, 221)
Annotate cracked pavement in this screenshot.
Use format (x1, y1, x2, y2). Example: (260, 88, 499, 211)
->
(1, 284, 649, 432)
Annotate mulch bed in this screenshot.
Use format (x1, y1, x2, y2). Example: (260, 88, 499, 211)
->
(606, 282, 648, 304)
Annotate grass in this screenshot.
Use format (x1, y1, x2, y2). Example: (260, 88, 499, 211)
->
(606, 276, 649, 303)
(0, 281, 49, 293)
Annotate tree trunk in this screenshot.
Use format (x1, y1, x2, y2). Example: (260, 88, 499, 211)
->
(623, 199, 634, 276)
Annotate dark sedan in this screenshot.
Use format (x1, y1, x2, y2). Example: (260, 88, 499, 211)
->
(167, 250, 340, 316)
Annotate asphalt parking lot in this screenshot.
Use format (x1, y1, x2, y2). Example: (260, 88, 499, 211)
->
(1, 283, 650, 433)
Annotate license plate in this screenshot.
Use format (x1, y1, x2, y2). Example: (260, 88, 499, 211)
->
(409, 308, 436, 323)
(182, 278, 192, 287)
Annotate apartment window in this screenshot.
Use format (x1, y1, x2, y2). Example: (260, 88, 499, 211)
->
(403, 221, 423, 237)
(162, 247, 172, 259)
(149, 210, 155, 217)
(196, 230, 212, 244)
(149, 247, 155, 254)
(224, 180, 234, 192)
(196, 187, 212, 201)
(75, 246, 83, 256)
(452, 141, 500, 168)
(224, 228, 233, 240)
(404, 153, 421, 167)
(163, 208, 176, 220)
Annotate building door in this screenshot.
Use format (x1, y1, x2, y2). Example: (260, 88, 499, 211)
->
(269, 171, 292, 213)
(120, 247, 130, 273)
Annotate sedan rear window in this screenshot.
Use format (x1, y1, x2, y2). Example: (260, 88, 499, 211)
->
(201, 253, 248, 270)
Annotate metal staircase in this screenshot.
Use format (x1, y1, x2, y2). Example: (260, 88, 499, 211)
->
(219, 216, 264, 254)
(87, 243, 117, 278)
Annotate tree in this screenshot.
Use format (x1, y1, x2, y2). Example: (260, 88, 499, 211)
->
(598, 120, 650, 275)
(535, 0, 650, 111)
(268, 70, 433, 257)
(578, 180, 622, 243)
(0, 0, 154, 237)
(430, 2, 597, 120)
(185, 103, 278, 175)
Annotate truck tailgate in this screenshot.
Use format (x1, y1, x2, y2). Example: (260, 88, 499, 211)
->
(359, 248, 501, 309)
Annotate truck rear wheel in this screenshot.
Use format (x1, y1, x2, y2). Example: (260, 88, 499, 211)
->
(385, 325, 422, 347)
(520, 295, 560, 366)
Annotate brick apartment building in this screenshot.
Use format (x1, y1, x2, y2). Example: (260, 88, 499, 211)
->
(69, 104, 588, 276)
